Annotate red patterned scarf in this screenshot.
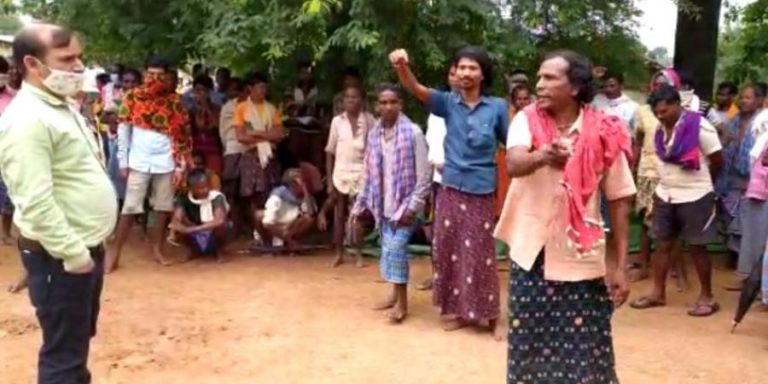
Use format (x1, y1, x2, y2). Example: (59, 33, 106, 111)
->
(118, 78, 191, 168)
(524, 103, 632, 257)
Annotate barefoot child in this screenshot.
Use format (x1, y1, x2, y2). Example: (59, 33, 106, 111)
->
(350, 84, 430, 323)
(253, 169, 317, 253)
(170, 169, 230, 262)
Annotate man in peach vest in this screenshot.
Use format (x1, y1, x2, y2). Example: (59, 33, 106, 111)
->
(495, 50, 635, 383)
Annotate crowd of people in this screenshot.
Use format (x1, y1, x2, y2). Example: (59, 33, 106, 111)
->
(1, 22, 768, 384)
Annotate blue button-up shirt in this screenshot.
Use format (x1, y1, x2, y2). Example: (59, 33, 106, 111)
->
(426, 90, 509, 194)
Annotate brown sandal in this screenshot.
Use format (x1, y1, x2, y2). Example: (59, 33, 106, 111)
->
(687, 301, 720, 317)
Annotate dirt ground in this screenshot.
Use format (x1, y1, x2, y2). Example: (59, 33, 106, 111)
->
(0, 234, 766, 384)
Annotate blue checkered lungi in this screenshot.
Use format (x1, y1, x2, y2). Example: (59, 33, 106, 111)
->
(380, 221, 416, 284)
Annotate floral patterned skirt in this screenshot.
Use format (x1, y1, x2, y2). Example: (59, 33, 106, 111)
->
(508, 256, 618, 384)
(432, 186, 500, 322)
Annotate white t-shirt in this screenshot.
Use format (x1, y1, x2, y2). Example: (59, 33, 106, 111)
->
(425, 114, 447, 183)
(591, 93, 638, 132)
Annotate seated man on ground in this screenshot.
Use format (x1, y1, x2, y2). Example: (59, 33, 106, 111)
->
(170, 169, 230, 263)
(253, 168, 316, 253)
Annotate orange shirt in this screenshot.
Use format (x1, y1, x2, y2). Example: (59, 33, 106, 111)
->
(233, 99, 283, 131)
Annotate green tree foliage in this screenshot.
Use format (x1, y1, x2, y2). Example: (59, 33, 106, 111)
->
(501, 0, 649, 87)
(717, 0, 768, 84)
(20, 0, 650, 96)
(648, 47, 672, 67)
(0, 14, 21, 35)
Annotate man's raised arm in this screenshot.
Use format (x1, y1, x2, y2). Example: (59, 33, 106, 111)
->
(389, 49, 431, 104)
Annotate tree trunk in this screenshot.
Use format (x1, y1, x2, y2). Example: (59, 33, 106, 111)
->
(673, 0, 722, 102)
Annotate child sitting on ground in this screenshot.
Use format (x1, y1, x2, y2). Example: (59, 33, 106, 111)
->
(169, 169, 230, 263)
(253, 168, 316, 253)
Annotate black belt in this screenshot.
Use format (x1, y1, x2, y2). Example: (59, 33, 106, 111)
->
(18, 236, 104, 256)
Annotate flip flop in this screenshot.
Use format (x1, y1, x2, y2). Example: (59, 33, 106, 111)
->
(629, 296, 666, 310)
(687, 301, 720, 317)
(723, 281, 745, 292)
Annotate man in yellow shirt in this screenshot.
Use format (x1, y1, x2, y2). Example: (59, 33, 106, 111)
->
(0, 24, 117, 383)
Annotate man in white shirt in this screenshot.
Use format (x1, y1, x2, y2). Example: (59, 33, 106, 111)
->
(425, 66, 459, 184)
(109, 57, 190, 272)
(592, 70, 638, 235)
(591, 70, 638, 132)
(630, 85, 723, 317)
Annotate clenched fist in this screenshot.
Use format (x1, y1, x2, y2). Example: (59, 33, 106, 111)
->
(389, 49, 409, 68)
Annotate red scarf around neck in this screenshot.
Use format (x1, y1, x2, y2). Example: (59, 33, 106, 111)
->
(524, 103, 632, 257)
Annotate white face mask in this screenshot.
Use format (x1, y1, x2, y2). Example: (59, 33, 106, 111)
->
(39, 62, 85, 97)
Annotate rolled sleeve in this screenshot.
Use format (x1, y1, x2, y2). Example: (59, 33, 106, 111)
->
(0, 118, 91, 269)
(699, 119, 722, 156)
(601, 154, 637, 201)
(506, 112, 532, 149)
(426, 90, 448, 118)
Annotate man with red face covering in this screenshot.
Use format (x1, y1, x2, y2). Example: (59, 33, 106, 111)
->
(107, 56, 192, 272)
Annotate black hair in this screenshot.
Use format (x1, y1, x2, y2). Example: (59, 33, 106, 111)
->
(441, 65, 456, 91)
(647, 84, 681, 108)
(245, 71, 268, 86)
(146, 56, 173, 72)
(602, 70, 624, 85)
(375, 83, 402, 100)
(716, 81, 738, 95)
(342, 66, 361, 79)
(121, 68, 142, 83)
(543, 50, 596, 104)
(755, 82, 768, 99)
(297, 61, 313, 70)
(677, 70, 695, 88)
(0, 56, 9, 73)
(192, 63, 206, 75)
(227, 77, 246, 92)
(508, 68, 526, 76)
(186, 168, 208, 186)
(96, 73, 111, 85)
(13, 25, 75, 77)
(216, 67, 231, 78)
(452, 46, 494, 89)
(193, 74, 214, 89)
